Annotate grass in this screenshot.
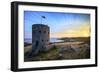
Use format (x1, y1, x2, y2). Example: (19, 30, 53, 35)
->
(37, 45, 59, 60)
(24, 42, 90, 62)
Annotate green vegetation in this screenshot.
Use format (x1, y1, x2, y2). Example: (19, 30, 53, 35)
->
(37, 45, 59, 60)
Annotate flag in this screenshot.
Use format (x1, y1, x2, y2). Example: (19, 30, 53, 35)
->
(41, 16, 46, 19)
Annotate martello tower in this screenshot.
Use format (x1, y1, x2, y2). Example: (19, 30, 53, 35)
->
(32, 24, 50, 55)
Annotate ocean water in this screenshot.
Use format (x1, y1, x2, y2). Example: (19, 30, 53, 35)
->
(24, 38, 63, 43)
(50, 38, 63, 42)
(24, 38, 32, 43)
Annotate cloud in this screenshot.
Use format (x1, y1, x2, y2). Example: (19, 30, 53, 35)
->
(50, 23, 90, 38)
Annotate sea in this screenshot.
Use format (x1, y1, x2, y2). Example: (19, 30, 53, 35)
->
(24, 38, 63, 43)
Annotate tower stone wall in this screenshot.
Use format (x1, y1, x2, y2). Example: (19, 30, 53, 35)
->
(32, 24, 49, 55)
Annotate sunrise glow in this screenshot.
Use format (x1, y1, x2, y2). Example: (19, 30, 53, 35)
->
(24, 11, 90, 39)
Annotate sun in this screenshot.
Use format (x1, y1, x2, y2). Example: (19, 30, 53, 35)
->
(83, 33, 89, 37)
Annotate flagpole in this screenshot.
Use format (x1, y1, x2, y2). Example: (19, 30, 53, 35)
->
(41, 16, 46, 24)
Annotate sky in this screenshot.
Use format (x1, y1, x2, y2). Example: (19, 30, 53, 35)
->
(24, 11, 90, 39)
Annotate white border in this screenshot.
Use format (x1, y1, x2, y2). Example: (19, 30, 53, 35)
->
(18, 5, 95, 68)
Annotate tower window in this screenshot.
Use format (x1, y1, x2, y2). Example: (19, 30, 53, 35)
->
(42, 46, 44, 49)
(44, 31, 46, 33)
(42, 40, 44, 42)
(39, 30, 41, 33)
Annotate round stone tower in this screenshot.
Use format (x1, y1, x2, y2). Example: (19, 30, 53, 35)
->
(32, 24, 50, 55)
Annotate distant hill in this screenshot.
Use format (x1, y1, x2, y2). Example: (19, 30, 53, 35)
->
(58, 37, 90, 42)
